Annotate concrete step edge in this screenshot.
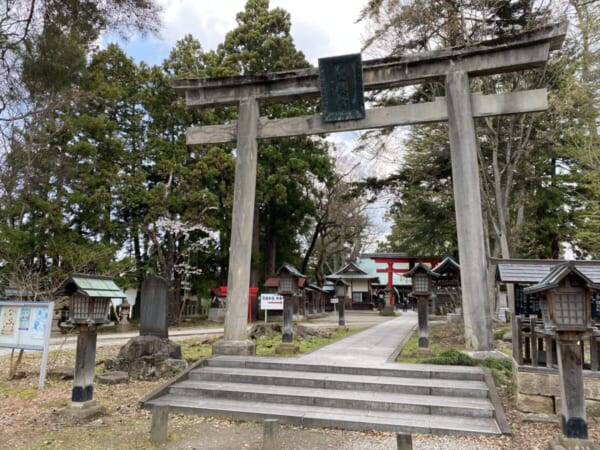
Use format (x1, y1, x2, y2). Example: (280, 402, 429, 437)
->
(168, 381, 494, 417)
(189, 367, 489, 398)
(205, 356, 486, 381)
(144, 394, 502, 436)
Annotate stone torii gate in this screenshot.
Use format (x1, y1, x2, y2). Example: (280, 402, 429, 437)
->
(174, 23, 566, 354)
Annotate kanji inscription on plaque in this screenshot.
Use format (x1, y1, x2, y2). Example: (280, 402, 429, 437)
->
(318, 53, 365, 122)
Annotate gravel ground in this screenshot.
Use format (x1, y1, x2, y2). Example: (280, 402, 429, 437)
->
(167, 417, 512, 450)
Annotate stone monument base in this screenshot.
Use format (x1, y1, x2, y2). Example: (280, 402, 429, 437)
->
(275, 342, 299, 355)
(414, 347, 433, 357)
(212, 339, 256, 356)
(57, 400, 106, 421)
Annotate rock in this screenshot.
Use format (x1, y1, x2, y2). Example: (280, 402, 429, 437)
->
(464, 350, 509, 360)
(160, 359, 188, 378)
(104, 336, 186, 381)
(117, 335, 181, 361)
(96, 371, 129, 385)
(502, 332, 512, 342)
(48, 368, 74, 380)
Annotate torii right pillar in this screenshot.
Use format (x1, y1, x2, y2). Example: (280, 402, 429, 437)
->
(446, 70, 493, 351)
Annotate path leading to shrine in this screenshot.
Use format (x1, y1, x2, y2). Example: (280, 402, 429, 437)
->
(298, 310, 417, 365)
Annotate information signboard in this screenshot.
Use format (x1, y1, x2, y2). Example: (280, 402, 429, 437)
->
(260, 294, 284, 310)
(260, 294, 284, 323)
(0, 301, 54, 389)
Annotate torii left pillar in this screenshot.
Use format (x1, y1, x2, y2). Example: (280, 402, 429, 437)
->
(212, 97, 258, 356)
(446, 71, 493, 351)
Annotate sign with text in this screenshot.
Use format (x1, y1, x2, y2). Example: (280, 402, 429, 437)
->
(330, 297, 339, 304)
(260, 294, 284, 310)
(0, 301, 54, 389)
(318, 53, 365, 123)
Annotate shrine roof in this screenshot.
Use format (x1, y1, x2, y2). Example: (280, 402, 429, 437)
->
(325, 261, 379, 282)
(264, 277, 279, 288)
(432, 256, 461, 275)
(494, 259, 600, 284)
(524, 261, 600, 293)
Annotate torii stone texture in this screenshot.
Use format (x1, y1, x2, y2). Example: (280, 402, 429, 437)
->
(445, 70, 493, 350)
(212, 97, 258, 356)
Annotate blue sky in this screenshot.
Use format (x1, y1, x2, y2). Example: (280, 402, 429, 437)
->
(104, 0, 367, 68)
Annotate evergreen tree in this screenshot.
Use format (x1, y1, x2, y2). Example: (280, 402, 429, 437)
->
(210, 0, 334, 283)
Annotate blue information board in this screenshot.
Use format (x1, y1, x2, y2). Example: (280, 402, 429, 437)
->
(0, 301, 54, 388)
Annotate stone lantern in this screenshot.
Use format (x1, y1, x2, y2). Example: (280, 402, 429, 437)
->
(405, 263, 439, 349)
(276, 263, 304, 355)
(334, 279, 350, 328)
(55, 274, 126, 418)
(524, 262, 598, 442)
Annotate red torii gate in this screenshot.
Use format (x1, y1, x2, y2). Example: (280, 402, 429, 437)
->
(370, 255, 439, 307)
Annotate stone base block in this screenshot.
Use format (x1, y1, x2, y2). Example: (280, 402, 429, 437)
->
(212, 339, 256, 356)
(57, 401, 106, 421)
(414, 347, 433, 358)
(96, 371, 129, 385)
(275, 343, 299, 355)
(465, 350, 509, 360)
(555, 398, 600, 418)
(336, 325, 348, 332)
(516, 392, 555, 415)
(447, 313, 461, 324)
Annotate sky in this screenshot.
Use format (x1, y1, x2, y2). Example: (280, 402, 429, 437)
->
(110, 0, 368, 67)
(104, 0, 397, 249)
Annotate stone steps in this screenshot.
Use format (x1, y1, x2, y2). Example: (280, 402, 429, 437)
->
(189, 366, 490, 398)
(142, 356, 508, 436)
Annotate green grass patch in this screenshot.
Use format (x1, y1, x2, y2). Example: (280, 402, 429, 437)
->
(397, 323, 513, 388)
(493, 326, 510, 340)
(180, 338, 215, 362)
(423, 348, 478, 366)
(395, 333, 445, 363)
(253, 327, 361, 357)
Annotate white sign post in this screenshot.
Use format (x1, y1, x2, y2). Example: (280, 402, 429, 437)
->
(260, 294, 284, 323)
(0, 301, 54, 389)
(330, 297, 338, 311)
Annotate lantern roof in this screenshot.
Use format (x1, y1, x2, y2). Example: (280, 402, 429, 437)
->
(55, 273, 126, 299)
(276, 263, 305, 279)
(404, 262, 440, 279)
(524, 262, 600, 294)
(432, 256, 460, 275)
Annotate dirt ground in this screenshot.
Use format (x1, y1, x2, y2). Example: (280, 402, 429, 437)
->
(1, 324, 599, 449)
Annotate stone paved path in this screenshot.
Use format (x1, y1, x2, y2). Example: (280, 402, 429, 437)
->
(298, 310, 417, 365)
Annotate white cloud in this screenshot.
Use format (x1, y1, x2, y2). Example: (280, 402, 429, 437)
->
(154, 0, 365, 65)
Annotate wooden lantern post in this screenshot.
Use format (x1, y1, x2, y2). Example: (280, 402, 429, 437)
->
(524, 262, 598, 442)
(335, 280, 349, 328)
(54, 274, 126, 418)
(405, 264, 439, 349)
(276, 264, 305, 354)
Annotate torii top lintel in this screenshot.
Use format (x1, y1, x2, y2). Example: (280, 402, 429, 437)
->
(173, 22, 566, 108)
